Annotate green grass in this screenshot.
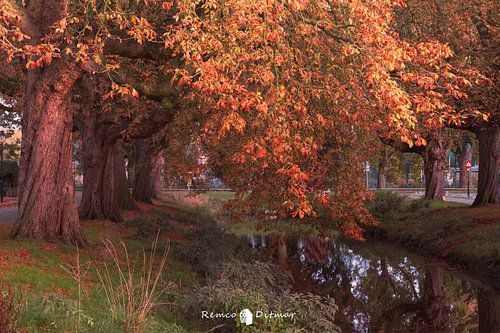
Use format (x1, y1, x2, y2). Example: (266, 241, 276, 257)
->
(368, 192, 500, 287)
(204, 191, 235, 199)
(0, 206, 206, 332)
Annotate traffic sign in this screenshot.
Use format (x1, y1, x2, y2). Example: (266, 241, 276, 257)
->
(464, 160, 472, 169)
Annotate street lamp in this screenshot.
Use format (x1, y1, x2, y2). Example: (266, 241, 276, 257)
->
(0, 130, 6, 203)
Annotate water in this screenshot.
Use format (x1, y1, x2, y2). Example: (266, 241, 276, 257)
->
(246, 235, 499, 332)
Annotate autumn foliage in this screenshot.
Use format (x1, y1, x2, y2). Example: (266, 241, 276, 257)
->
(0, 0, 496, 241)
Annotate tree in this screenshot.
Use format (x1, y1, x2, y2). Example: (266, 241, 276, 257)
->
(0, 0, 178, 240)
(383, 131, 451, 200)
(165, 0, 484, 238)
(1, 0, 491, 243)
(3, 0, 85, 245)
(131, 139, 164, 204)
(457, 132, 474, 188)
(76, 73, 177, 221)
(394, 0, 499, 205)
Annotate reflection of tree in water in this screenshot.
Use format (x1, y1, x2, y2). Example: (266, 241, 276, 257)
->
(248, 235, 496, 332)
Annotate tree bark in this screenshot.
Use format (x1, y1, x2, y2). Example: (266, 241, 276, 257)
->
(459, 135, 473, 188)
(79, 134, 129, 222)
(132, 140, 163, 203)
(477, 288, 500, 333)
(422, 137, 449, 200)
(473, 127, 499, 206)
(10, 56, 85, 245)
(421, 269, 451, 332)
(77, 83, 135, 222)
(377, 148, 392, 188)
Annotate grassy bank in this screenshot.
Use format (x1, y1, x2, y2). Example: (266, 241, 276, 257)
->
(0, 193, 339, 332)
(0, 210, 202, 332)
(367, 192, 500, 289)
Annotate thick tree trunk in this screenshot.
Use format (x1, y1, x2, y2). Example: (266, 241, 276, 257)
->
(132, 140, 163, 203)
(79, 136, 128, 222)
(77, 75, 136, 221)
(422, 137, 448, 200)
(459, 135, 473, 188)
(10, 57, 85, 245)
(477, 288, 500, 333)
(473, 127, 499, 206)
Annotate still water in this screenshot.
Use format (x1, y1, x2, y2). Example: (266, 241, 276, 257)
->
(246, 235, 499, 332)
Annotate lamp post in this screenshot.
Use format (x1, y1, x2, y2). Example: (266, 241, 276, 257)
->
(0, 130, 5, 203)
(364, 161, 370, 189)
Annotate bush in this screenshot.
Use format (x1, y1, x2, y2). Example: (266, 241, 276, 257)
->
(180, 259, 339, 333)
(171, 224, 256, 277)
(367, 191, 407, 221)
(0, 160, 19, 187)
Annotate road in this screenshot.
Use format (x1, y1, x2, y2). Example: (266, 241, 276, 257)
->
(0, 190, 475, 225)
(0, 206, 17, 225)
(0, 192, 82, 225)
(400, 191, 476, 205)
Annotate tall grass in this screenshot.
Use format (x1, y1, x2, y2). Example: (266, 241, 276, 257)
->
(96, 233, 170, 332)
(0, 283, 24, 333)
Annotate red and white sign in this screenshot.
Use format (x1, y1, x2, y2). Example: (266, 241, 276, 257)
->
(464, 160, 472, 169)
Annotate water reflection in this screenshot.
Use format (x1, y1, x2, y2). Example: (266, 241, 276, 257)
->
(247, 235, 499, 332)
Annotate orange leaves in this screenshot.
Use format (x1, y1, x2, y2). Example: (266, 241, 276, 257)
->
(162, 0, 493, 240)
(220, 112, 246, 135)
(126, 16, 157, 45)
(162, 1, 173, 10)
(287, 0, 309, 11)
(102, 83, 140, 100)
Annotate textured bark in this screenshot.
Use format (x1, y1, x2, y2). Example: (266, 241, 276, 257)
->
(10, 56, 84, 245)
(477, 288, 500, 333)
(79, 133, 129, 222)
(473, 127, 500, 206)
(77, 79, 134, 222)
(132, 140, 163, 203)
(422, 137, 449, 200)
(459, 135, 473, 188)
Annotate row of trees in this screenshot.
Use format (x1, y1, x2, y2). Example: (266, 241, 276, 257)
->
(0, 0, 497, 244)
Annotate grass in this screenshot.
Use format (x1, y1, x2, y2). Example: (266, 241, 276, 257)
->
(368, 192, 500, 289)
(0, 201, 207, 332)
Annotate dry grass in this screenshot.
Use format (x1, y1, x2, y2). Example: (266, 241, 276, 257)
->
(96, 232, 170, 332)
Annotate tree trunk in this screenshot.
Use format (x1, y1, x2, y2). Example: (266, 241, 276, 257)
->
(132, 140, 163, 203)
(421, 269, 451, 332)
(422, 137, 448, 200)
(477, 288, 500, 333)
(10, 57, 85, 245)
(377, 148, 392, 188)
(473, 127, 499, 206)
(459, 135, 473, 188)
(79, 134, 128, 222)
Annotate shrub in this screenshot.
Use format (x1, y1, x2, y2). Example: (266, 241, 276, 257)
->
(180, 259, 339, 333)
(0, 160, 19, 187)
(171, 224, 256, 277)
(367, 191, 406, 220)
